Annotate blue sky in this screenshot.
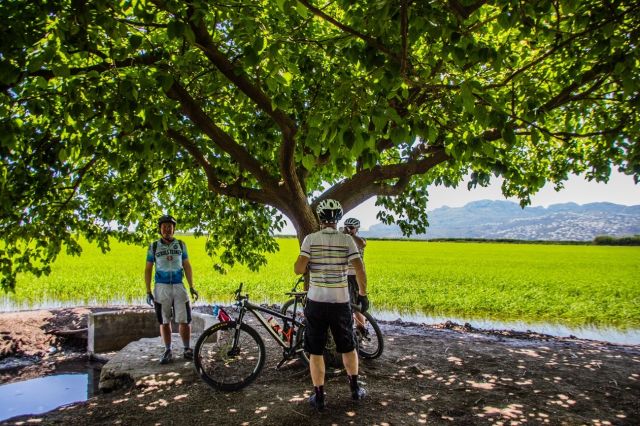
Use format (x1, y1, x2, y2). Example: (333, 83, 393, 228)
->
(280, 171, 639, 233)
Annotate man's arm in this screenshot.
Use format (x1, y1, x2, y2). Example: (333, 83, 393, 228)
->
(351, 234, 366, 250)
(351, 258, 367, 296)
(294, 255, 309, 275)
(183, 258, 194, 289)
(144, 261, 154, 293)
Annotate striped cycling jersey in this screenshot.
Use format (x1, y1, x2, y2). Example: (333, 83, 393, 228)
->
(146, 239, 188, 284)
(299, 227, 361, 303)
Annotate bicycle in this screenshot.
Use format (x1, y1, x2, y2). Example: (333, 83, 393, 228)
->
(194, 282, 308, 391)
(280, 276, 384, 359)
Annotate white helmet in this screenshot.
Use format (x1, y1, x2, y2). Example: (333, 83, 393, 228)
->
(316, 199, 343, 223)
(344, 218, 360, 229)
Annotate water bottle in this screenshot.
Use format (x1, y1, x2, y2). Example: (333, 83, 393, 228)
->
(267, 316, 282, 337)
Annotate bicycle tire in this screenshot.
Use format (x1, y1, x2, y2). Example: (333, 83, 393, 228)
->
(281, 300, 311, 365)
(280, 298, 303, 319)
(354, 309, 384, 359)
(194, 321, 265, 391)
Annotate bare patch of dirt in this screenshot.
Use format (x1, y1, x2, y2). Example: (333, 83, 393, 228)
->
(1, 307, 639, 425)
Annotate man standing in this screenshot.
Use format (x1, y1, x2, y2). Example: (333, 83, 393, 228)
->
(145, 214, 199, 364)
(342, 217, 368, 335)
(294, 199, 369, 411)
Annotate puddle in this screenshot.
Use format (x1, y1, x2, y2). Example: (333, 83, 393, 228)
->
(0, 359, 102, 422)
(373, 310, 640, 345)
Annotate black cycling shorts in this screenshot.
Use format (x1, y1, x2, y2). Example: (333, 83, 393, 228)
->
(304, 300, 355, 355)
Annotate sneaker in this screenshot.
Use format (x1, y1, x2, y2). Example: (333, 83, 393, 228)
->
(308, 392, 326, 411)
(351, 386, 367, 400)
(160, 349, 173, 365)
(183, 348, 194, 360)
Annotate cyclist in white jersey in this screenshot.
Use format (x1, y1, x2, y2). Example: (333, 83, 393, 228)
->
(145, 215, 199, 365)
(294, 199, 369, 411)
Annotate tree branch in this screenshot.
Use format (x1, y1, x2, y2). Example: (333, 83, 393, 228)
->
(1, 55, 162, 93)
(317, 146, 450, 212)
(185, 10, 300, 194)
(166, 129, 276, 205)
(166, 82, 279, 191)
(297, 0, 401, 64)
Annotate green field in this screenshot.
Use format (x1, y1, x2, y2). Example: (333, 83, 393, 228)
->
(4, 237, 639, 328)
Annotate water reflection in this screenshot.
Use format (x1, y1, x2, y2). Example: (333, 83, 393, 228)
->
(0, 374, 88, 421)
(373, 309, 640, 345)
(0, 358, 102, 422)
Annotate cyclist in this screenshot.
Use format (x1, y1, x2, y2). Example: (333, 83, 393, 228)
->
(342, 217, 368, 336)
(294, 199, 369, 411)
(145, 214, 199, 364)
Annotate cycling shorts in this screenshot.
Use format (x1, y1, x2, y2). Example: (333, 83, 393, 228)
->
(303, 299, 355, 355)
(153, 283, 192, 324)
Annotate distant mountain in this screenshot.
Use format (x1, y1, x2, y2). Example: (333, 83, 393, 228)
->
(361, 201, 640, 241)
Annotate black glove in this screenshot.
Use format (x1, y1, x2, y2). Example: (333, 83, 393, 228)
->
(190, 287, 199, 302)
(357, 294, 369, 313)
(146, 292, 154, 307)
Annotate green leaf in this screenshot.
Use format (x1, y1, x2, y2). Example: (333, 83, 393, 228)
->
(501, 127, 516, 145)
(0, 62, 20, 84)
(302, 155, 315, 171)
(295, 1, 308, 18)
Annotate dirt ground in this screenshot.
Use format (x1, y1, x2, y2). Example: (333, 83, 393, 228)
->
(1, 307, 639, 425)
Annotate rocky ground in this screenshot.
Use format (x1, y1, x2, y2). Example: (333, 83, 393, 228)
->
(1, 307, 639, 425)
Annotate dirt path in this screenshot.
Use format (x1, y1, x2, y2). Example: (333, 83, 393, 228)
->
(1, 308, 639, 425)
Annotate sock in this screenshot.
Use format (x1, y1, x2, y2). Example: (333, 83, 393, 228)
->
(165, 344, 172, 351)
(314, 385, 324, 397)
(348, 375, 359, 390)
(182, 340, 190, 350)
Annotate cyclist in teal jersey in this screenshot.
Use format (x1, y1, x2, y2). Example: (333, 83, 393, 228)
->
(145, 215, 199, 365)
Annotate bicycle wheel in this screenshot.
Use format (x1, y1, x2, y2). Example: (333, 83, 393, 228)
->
(280, 298, 304, 319)
(194, 321, 265, 391)
(353, 310, 384, 359)
(292, 322, 310, 365)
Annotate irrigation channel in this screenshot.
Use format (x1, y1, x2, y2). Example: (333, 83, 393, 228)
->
(2, 296, 640, 345)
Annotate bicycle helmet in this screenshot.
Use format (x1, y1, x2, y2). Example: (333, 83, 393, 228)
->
(157, 214, 177, 229)
(344, 218, 360, 229)
(316, 199, 343, 223)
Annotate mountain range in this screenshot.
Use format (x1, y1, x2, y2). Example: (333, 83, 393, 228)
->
(360, 200, 640, 241)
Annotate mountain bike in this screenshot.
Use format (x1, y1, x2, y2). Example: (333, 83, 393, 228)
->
(280, 276, 384, 359)
(194, 283, 308, 391)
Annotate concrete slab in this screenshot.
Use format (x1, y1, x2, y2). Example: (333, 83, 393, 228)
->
(98, 334, 200, 392)
(93, 311, 218, 392)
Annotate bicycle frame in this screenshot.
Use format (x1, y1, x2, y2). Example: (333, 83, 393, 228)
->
(231, 283, 305, 353)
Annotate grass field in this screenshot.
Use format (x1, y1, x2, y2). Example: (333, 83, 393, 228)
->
(4, 237, 639, 328)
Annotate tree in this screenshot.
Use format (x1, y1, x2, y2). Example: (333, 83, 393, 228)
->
(1, 0, 638, 290)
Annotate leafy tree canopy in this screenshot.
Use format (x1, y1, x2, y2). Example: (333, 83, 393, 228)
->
(1, 0, 638, 290)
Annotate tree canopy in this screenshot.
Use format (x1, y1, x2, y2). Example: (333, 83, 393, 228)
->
(1, 0, 638, 290)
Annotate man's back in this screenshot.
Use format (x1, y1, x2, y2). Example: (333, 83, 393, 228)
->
(301, 227, 360, 303)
